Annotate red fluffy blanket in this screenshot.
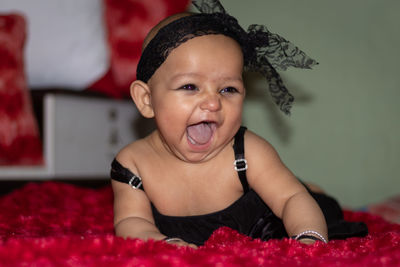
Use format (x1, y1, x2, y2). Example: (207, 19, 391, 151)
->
(0, 182, 399, 266)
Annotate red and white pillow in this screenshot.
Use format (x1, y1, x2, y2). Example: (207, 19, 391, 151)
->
(0, 1, 189, 165)
(0, 0, 109, 90)
(89, 0, 190, 98)
(0, 13, 43, 165)
(1, 0, 189, 97)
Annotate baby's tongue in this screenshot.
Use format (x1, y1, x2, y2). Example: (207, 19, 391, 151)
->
(187, 122, 214, 145)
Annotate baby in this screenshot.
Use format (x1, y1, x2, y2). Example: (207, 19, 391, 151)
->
(111, 0, 367, 248)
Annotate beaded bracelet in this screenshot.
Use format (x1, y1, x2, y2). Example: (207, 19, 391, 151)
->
(292, 230, 328, 243)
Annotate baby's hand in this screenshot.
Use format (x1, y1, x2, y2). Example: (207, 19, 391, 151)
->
(297, 238, 317, 245)
(164, 237, 198, 249)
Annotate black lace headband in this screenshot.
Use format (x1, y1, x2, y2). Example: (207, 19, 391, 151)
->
(136, 0, 318, 115)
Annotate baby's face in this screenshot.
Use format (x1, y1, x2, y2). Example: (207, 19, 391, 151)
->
(148, 34, 245, 163)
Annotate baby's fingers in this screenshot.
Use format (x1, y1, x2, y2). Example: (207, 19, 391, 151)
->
(174, 240, 198, 249)
(164, 237, 198, 249)
(186, 242, 198, 249)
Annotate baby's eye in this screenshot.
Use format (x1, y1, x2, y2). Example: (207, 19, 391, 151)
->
(220, 87, 238, 94)
(180, 84, 198, 91)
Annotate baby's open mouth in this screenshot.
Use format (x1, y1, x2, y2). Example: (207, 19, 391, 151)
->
(186, 122, 216, 145)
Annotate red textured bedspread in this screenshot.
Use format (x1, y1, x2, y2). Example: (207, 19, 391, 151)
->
(0, 182, 399, 266)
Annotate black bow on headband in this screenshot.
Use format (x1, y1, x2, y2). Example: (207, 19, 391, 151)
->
(136, 0, 318, 115)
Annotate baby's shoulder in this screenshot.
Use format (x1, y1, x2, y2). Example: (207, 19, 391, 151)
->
(244, 129, 275, 151)
(243, 129, 281, 162)
(115, 138, 150, 172)
(243, 129, 289, 183)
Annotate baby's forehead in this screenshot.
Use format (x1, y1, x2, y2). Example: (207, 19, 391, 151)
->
(149, 34, 244, 85)
(170, 34, 243, 57)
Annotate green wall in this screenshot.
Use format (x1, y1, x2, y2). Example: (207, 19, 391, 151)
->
(215, 0, 400, 208)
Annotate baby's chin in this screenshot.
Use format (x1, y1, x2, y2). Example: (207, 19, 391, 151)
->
(177, 150, 220, 164)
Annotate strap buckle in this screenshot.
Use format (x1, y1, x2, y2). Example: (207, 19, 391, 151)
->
(234, 158, 248, 172)
(128, 175, 142, 189)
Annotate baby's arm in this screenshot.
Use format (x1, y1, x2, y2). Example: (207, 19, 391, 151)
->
(280, 187, 327, 243)
(112, 151, 197, 248)
(112, 179, 164, 240)
(245, 131, 328, 243)
(113, 180, 196, 248)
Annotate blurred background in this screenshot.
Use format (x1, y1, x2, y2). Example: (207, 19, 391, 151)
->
(221, 0, 399, 208)
(0, 0, 399, 211)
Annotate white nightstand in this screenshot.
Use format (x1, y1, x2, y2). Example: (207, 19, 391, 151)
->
(0, 92, 147, 180)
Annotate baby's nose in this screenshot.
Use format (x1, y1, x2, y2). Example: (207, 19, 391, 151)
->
(200, 93, 221, 111)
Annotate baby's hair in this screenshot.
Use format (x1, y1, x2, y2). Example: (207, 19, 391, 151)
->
(142, 12, 195, 51)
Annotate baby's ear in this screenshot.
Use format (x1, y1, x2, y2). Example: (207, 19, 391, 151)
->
(130, 80, 154, 118)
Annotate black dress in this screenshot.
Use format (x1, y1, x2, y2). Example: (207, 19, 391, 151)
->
(111, 127, 367, 246)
